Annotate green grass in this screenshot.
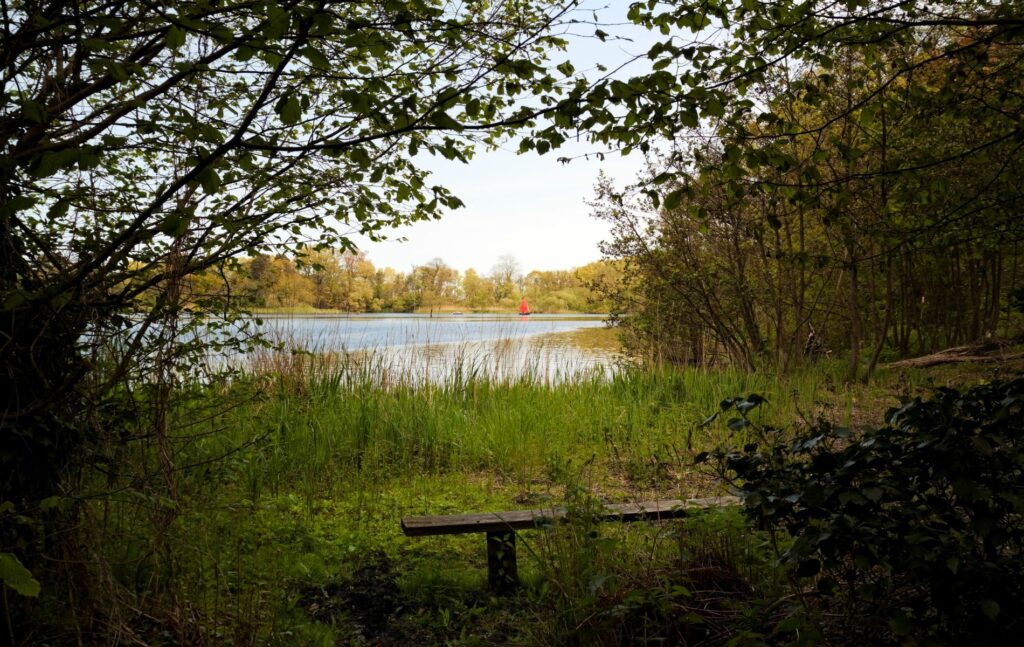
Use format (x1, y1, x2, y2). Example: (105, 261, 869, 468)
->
(64, 351, 966, 645)
(199, 353, 897, 492)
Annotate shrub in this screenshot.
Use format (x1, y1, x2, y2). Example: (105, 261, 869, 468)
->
(699, 380, 1024, 644)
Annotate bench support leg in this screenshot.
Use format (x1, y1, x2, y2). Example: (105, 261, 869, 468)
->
(486, 531, 517, 593)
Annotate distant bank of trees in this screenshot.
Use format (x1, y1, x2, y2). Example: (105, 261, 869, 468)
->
(189, 252, 620, 314)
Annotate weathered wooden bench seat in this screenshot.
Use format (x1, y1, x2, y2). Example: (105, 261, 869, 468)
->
(401, 496, 740, 591)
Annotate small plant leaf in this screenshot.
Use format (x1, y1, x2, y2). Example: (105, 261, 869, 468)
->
(0, 553, 40, 597)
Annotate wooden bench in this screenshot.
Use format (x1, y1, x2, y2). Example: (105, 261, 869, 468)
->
(401, 496, 740, 592)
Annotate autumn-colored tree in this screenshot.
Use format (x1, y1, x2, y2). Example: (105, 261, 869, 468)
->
(410, 258, 460, 314)
(461, 268, 495, 309)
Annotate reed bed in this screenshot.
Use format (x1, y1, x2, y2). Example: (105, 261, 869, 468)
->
(174, 336, 898, 510)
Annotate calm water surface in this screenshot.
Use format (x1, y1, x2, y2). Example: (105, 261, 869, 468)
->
(252, 313, 623, 382)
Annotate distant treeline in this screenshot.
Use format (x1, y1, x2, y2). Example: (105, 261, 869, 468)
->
(186, 252, 621, 314)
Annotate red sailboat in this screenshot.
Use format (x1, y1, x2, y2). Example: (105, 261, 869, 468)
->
(519, 297, 531, 316)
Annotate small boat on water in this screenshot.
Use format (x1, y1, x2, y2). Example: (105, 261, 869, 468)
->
(519, 297, 531, 316)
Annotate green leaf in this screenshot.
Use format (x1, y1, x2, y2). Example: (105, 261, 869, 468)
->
(39, 496, 67, 512)
(30, 149, 81, 178)
(302, 46, 329, 69)
(82, 37, 107, 52)
(20, 99, 45, 123)
(678, 108, 699, 128)
(979, 599, 1000, 621)
(889, 610, 913, 636)
(702, 97, 725, 118)
(0, 553, 40, 597)
(858, 106, 878, 128)
(198, 168, 221, 194)
(234, 45, 255, 62)
(863, 487, 883, 502)
(263, 5, 289, 40)
(350, 147, 371, 169)
(160, 213, 189, 236)
(2, 195, 35, 216)
(945, 556, 959, 574)
(106, 61, 131, 82)
(428, 110, 463, 131)
(276, 94, 302, 125)
(664, 189, 684, 211)
(3, 289, 28, 309)
(165, 25, 186, 49)
(49, 291, 72, 308)
(210, 25, 234, 44)
(237, 152, 255, 171)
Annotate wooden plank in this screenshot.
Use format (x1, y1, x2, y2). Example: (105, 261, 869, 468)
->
(401, 496, 739, 537)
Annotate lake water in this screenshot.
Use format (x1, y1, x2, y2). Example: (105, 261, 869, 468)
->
(249, 313, 624, 383)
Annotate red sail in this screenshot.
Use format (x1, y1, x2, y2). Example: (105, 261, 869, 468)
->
(519, 298, 530, 315)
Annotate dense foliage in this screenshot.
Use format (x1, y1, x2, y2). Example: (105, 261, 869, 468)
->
(586, 1, 1024, 377)
(700, 380, 1024, 643)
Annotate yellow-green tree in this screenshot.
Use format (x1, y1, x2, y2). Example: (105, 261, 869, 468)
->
(461, 268, 495, 309)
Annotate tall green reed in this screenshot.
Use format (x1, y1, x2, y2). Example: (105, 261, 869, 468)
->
(175, 335, 906, 514)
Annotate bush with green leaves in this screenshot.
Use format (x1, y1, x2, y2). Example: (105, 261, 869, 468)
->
(699, 380, 1024, 644)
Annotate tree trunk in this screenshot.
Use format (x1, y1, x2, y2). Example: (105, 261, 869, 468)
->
(863, 257, 893, 383)
(847, 250, 861, 383)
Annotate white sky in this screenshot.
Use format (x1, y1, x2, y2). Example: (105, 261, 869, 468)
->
(354, 145, 647, 273)
(353, 4, 663, 274)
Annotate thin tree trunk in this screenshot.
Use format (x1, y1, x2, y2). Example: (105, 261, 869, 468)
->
(848, 249, 861, 383)
(863, 257, 893, 382)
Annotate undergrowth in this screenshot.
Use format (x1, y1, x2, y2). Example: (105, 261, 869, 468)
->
(10, 351, 973, 645)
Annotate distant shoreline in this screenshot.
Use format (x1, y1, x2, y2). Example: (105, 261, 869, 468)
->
(249, 306, 606, 316)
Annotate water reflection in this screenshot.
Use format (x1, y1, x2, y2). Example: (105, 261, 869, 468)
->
(255, 312, 608, 349)
(245, 313, 624, 384)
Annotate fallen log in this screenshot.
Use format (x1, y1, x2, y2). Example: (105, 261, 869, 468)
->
(887, 339, 1024, 369)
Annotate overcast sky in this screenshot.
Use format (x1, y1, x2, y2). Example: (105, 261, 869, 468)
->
(352, 4, 662, 274)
